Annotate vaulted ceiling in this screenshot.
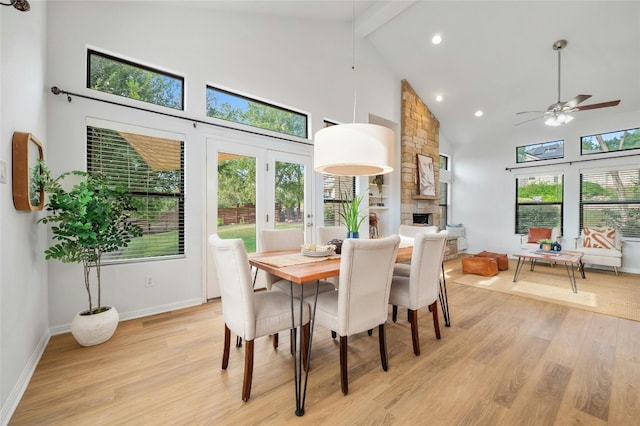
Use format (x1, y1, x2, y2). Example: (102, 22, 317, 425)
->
(189, 1, 640, 146)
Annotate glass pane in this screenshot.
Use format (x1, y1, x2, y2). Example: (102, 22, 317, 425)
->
(217, 152, 257, 253)
(516, 140, 564, 163)
(206, 86, 308, 138)
(274, 160, 304, 230)
(581, 127, 640, 155)
(88, 50, 183, 110)
(323, 175, 354, 226)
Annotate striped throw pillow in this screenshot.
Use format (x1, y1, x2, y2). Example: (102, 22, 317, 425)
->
(583, 228, 616, 249)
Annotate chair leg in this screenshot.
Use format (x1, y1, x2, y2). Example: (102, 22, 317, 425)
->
(340, 336, 348, 395)
(367, 329, 373, 336)
(273, 333, 278, 350)
(222, 324, 231, 369)
(392, 305, 398, 322)
(408, 309, 420, 356)
(378, 323, 388, 371)
(431, 301, 441, 340)
(242, 339, 254, 402)
(614, 266, 619, 276)
(331, 330, 336, 339)
(302, 323, 310, 372)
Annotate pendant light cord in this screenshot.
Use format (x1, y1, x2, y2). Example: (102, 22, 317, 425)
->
(352, 0, 357, 123)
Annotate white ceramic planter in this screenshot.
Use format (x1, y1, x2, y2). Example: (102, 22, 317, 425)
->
(70, 306, 119, 346)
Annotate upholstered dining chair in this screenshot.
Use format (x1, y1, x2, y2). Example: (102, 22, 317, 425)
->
(208, 234, 310, 402)
(304, 235, 400, 395)
(394, 224, 439, 278)
(259, 228, 336, 350)
(316, 225, 348, 246)
(259, 228, 336, 297)
(389, 230, 447, 356)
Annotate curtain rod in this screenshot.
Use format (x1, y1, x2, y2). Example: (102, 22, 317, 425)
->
(50, 86, 311, 146)
(505, 151, 640, 171)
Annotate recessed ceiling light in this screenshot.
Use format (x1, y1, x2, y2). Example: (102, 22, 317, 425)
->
(431, 34, 442, 45)
(474, 110, 483, 117)
(435, 95, 443, 102)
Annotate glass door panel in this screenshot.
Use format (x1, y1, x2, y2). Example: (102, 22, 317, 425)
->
(274, 160, 305, 230)
(216, 151, 257, 253)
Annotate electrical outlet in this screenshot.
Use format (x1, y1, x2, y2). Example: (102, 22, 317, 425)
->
(145, 276, 153, 287)
(0, 160, 7, 184)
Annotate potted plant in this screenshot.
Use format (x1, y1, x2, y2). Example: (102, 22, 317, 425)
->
(538, 238, 555, 252)
(372, 175, 384, 206)
(339, 191, 367, 238)
(35, 161, 142, 346)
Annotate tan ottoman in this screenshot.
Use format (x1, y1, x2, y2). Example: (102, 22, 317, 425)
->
(461, 256, 499, 277)
(475, 251, 509, 271)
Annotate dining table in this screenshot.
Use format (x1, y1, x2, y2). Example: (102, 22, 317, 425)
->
(248, 244, 450, 416)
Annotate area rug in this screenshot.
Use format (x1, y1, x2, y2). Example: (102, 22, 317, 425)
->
(449, 260, 640, 322)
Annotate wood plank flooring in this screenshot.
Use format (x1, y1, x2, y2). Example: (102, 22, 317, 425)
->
(9, 262, 640, 425)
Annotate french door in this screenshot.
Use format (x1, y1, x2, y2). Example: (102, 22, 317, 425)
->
(206, 136, 314, 298)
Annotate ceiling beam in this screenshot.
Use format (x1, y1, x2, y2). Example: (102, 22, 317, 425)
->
(355, 0, 416, 38)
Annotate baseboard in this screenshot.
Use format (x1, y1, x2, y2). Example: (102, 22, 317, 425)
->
(48, 298, 204, 336)
(0, 331, 50, 426)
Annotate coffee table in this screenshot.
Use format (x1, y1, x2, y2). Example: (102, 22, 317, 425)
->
(512, 250, 585, 293)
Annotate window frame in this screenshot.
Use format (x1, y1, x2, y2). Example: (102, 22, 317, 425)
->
(516, 140, 564, 163)
(514, 173, 564, 235)
(86, 119, 185, 263)
(206, 85, 309, 139)
(581, 127, 640, 156)
(87, 49, 185, 110)
(579, 166, 640, 239)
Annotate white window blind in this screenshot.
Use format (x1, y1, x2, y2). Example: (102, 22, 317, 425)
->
(580, 168, 640, 238)
(86, 125, 185, 262)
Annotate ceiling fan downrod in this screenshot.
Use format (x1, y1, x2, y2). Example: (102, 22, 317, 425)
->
(553, 39, 567, 107)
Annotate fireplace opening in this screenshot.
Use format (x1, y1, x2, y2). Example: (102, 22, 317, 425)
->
(412, 213, 432, 225)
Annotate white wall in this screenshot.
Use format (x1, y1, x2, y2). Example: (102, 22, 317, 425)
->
(451, 109, 640, 273)
(44, 2, 401, 328)
(0, 2, 50, 423)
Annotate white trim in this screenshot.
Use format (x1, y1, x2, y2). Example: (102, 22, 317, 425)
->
(0, 332, 50, 426)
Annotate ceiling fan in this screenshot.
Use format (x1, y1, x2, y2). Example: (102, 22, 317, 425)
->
(515, 39, 621, 126)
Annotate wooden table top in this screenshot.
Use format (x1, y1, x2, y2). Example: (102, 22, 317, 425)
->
(514, 250, 583, 264)
(249, 245, 413, 284)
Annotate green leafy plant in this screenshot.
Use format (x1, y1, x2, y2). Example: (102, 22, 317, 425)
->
(34, 161, 142, 315)
(538, 238, 555, 245)
(372, 175, 384, 194)
(339, 191, 367, 234)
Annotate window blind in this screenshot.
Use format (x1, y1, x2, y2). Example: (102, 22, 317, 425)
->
(580, 168, 640, 238)
(87, 126, 185, 262)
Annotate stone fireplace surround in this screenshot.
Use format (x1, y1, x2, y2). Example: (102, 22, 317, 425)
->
(400, 79, 440, 226)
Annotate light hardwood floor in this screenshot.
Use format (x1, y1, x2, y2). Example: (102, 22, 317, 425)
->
(10, 261, 640, 425)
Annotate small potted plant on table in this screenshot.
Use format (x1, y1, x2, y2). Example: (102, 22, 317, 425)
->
(339, 192, 367, 239)
(539, 238, 555, 252)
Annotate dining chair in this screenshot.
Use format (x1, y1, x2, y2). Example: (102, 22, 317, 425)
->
(259, 228, 336, 297)
(304, 235, 400, 395)
(208, 234, 311, 402)
(259, 228, 336, 350)
(389, 230, 447, 356)
(316, 225, 348, 246)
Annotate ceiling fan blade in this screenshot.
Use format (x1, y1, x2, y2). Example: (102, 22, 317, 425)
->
(564, 94, 592, 109)
(516, 110, 546, 115)
(575, 100, 621, 111)
(514, 115, 545, 126)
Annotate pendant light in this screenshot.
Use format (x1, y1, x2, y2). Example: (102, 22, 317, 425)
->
(313, 2, 394, 177)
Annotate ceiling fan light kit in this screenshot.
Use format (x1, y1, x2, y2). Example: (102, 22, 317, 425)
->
(516, 39, 620, 127)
